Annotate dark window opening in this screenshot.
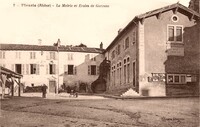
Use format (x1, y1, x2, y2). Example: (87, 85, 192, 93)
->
(49, 64, 56, 74)
(68, 65, 74, 75)
(15, 64, 22, 74)
(30, 64, 36, 74)
(91, 65, 96, 75)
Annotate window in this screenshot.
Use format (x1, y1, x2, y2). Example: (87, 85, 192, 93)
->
(117, 45, 121, 55)
(88, 65, 98, 75)
(16, 52, 21, 59)
(91, 54, 96, 61)
(168, 25, 183, 42)
(68, 53, 73, 61)
(167, 74, 186, 84)
(49, 64, 56, 74)
(127, 63, 130, 83)
(112, 50, 115, 59)
(30, 64, 39, 74)
(15, 64, 22, 74)
(124, 64, 126, 83)
(50, 52, 56, 60)
(30, 52, 36, 59)
(0, 51, 5, 59)
(125, 37, 129, 49)
(68, 65, 74, 75)
(91, 65, 96, 75)
(133, 31, 136, 44)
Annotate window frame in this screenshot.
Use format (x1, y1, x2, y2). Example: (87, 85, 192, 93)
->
(167, 74, 186, 84)
(125, 37, 129, 49)
(167, 25, 183, 43)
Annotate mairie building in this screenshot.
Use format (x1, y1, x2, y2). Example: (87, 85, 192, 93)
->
(0, 42, 104, 93)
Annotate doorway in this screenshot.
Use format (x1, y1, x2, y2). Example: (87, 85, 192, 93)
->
(49, 80, 56, 93)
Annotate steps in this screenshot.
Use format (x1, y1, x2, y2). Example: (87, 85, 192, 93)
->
(121, 88, 140, 97)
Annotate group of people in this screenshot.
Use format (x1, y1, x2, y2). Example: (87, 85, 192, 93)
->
(41, 84, 78, 98)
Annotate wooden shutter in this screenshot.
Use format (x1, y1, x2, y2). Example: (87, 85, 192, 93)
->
(55, 52, 57, 60)
(36, 64, 40, 75)
(96, 66, 99, 75)
(46, 52, 50, 60)
(22, 64, 25, 75)
(46, 64, 49, 74)
(88, 65, 91, 75)
(64, 65, 67, 74)
(54, 64, 57, 74)
(74, 66, 77, 75)
(26, 64, 29, 75)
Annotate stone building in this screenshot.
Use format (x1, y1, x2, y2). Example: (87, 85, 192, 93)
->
(104, 3, 200, 96)
(0, 42, 104, 93)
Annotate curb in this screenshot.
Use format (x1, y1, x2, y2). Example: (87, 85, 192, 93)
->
(102, 95, 200, 99)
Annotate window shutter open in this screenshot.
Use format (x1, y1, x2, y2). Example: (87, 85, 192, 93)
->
(88, 65, 91, 75)
(55, 52, 58, 60)
(46, 52, 50, 60)
(46, 64, 49, 74)
(22, 64, 25, 75)
(74, 66, 77, 75)
(54, 64, 57, 74)
(36, 64, 40, 75)
(96, 66, 99, 75)
(26, 64, 29, 75)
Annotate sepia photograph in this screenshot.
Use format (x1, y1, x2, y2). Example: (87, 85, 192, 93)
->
(0, 0, 199, 126)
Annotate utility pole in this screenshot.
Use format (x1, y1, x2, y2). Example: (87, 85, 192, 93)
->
(56, 39, 60, 94)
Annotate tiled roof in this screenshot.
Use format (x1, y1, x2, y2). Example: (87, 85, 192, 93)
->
(136, 3, 200, 19)
(0, 44, 104, 53)
(0, 66, 23, 78)
(105, 3, 200, 51)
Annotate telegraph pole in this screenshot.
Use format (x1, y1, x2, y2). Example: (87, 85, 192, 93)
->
(56, 39, 60, 94)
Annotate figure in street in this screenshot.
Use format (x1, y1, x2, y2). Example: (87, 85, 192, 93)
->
(42, 84, 47, 98)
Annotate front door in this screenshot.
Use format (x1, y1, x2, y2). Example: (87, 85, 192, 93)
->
(49, 80, 56, 93)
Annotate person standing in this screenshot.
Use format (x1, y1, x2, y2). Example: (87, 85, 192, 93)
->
(42, 84, 47, 98)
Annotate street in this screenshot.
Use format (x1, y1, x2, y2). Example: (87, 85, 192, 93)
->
(0, 96, 199, 127)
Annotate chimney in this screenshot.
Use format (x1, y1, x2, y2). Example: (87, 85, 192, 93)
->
(118, 28, 123, 34)
(189, 0, 200, 13)
(57, 38, 61, 47)
(100, 42, 103, 49)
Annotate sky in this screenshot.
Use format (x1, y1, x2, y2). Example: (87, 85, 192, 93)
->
(0, 0, 190, 49)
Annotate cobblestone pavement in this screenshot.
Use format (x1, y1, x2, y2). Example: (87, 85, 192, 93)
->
(0, 96, 199, 127)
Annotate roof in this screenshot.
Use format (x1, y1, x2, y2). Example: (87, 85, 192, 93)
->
(105, 3, 200, 51)
(0, 66, 23, 78)
(0, 44, 104, 54)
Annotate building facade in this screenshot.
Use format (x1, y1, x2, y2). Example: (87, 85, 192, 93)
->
(0, 43, 104, 93)
(104, 3, 200, 96)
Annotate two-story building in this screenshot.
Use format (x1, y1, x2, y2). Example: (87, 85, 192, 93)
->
(0, 42, 104, 93)
(104, 3, 200, 96)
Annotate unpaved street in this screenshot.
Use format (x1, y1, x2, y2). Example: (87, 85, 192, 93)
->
(0, 97, 199, 127)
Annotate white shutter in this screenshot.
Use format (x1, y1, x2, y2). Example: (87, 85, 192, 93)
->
(55, 52, 57, 60)
(22, 64, 25, 75)
(55, 64, 57, 74)
(96, 66, 99, 75)
(46, 52, 50, 60)
(36, 64, 40, 75)
(74, 66, 77, 75)
(46, 64, 49, 74)
(26, 64, 29, 75)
